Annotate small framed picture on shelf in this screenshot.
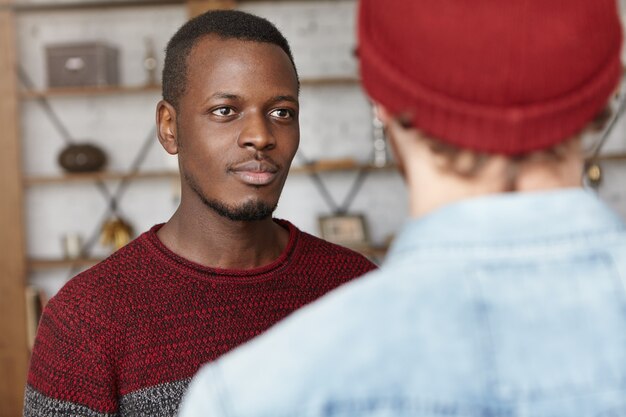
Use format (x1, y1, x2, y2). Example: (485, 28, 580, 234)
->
(318, 213, 369, 246)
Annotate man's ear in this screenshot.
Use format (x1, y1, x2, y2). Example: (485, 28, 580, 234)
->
(156, 100, 179, 155)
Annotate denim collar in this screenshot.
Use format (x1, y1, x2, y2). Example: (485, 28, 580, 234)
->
(387, 188, 625, 261)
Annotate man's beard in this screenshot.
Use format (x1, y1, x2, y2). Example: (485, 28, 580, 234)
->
(184, 171, 276, 221)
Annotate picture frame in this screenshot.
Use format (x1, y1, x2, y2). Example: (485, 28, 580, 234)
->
(318, 213, 369, 246)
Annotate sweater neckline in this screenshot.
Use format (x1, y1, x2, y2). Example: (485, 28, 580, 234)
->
(142, 219, 299, 280)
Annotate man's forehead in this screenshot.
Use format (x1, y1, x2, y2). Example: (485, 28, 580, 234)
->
(190, 35, 284, 60)
(186, 36, 298, 88)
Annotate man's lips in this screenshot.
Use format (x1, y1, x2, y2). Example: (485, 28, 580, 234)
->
(229, 160, 280, 186)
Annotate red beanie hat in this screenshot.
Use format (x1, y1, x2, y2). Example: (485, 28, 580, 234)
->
(358, 0, 623, 155)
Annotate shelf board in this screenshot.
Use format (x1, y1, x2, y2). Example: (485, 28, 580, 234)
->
(20, 76, 358, 98)
(291, 159, 396, 174)
(6, 0, 344, 12)
(24, 169, 178, 186)
(300, 76, 359, 87)
(7, 0, 182, 12)
(26, 152, 626, 187)
(25, 152, 626, 187)
(24, 161, 397, 186)
(28, 257, 103, 270)
(587, 152, 626, 162)
(20, 84, 162, 99)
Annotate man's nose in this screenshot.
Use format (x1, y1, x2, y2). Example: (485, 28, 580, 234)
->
(236, 112, 276, 151)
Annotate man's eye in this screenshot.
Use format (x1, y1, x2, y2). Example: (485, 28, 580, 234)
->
(212, 107, 235, 116)
(270, 109, 293, 119)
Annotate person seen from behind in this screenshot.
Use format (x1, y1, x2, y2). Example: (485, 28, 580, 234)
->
(178, 0, 626, 416)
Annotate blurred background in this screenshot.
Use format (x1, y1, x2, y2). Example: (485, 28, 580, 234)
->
(1, 0, 626, 415)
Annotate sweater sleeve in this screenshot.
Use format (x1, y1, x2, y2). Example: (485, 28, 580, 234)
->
(24, 281, 120, 417)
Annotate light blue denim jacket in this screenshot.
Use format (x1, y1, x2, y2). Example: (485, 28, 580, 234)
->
(179, 189, 626, 417)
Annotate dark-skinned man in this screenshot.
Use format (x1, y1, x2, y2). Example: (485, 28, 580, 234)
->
(24, 10, 376, 417)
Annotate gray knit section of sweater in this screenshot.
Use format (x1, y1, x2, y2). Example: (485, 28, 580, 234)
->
(119, 378, 192, 417)
(24, 379, 193, 417)
(24, 385, 118, 417)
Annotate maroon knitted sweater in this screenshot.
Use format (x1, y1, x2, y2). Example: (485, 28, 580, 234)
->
(25, 220, 376, 417)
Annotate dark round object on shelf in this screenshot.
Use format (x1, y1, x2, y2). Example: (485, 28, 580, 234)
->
(58, 143, 107, 173)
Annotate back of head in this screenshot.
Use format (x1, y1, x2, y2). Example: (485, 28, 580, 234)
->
(162, 9, 298, 110)
(358, 0, 623, 156)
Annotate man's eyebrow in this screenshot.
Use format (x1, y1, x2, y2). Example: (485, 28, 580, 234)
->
(208, 92, 240, 100)
(271, 95, 299, 105)
(204, 93, 298, 105)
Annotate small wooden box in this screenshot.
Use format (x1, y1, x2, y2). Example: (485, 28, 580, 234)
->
(46, 42, 119, 88)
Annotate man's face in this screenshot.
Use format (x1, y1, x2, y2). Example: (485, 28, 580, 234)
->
(174, 36, 300, 221)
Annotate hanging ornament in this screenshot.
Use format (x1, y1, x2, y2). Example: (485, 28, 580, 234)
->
(143, 37, 158, 86)
(58, 142, 107, 173)
(584, 161, 603, 188)
(100, 216, 133, 250)
(371, 106, 388, 167)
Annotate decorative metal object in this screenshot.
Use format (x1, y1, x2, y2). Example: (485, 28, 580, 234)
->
(143, 37, 158, 86)
(585, 162, 603, 188)
(58, 143, 107, 173)
(584, 75, 626, 188)
(371, 106, 387, 167)
(100, 216, 133, 250)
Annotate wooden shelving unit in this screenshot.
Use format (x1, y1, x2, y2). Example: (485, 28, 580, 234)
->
(20, 83, 162, 98)
(24, 169, 177, 186)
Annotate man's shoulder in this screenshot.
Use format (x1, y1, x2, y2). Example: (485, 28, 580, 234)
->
(286, 221, 377, 270)
(51, 229, 155, 307)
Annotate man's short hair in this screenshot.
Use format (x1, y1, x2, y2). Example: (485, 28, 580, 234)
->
(162, 9, 298, 111)
(419, 104, 614, 180)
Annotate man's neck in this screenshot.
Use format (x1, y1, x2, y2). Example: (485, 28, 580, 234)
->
(407, 151, 584, 219)
(379, 105, 587, 220)
(156, 204, 288, 270)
